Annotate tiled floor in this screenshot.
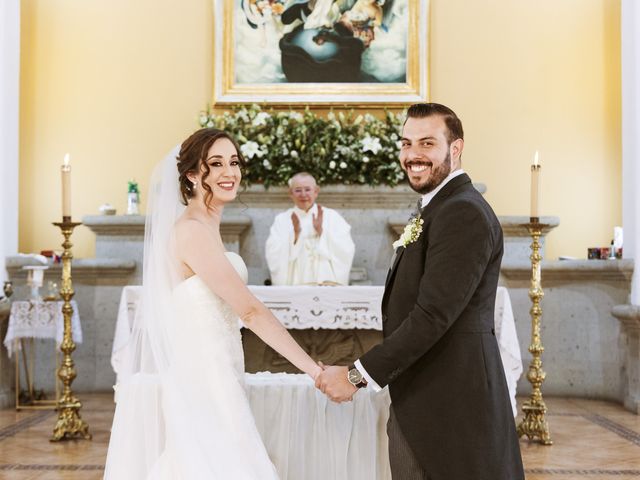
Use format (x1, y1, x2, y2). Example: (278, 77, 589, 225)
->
(0, 395, 638, 479)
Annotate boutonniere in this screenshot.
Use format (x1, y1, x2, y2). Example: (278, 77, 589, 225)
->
(392, 215, 424, 249)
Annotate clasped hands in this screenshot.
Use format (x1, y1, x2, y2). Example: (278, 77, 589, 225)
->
(291, 205, 323, 244)
(314, 362, 357, 403)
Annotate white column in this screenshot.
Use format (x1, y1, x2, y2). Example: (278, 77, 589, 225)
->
(622, 0, 640, 305)
(0, 0, 20, 285)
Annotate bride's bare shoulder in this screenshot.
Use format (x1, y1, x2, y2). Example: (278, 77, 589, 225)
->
(173, 214, 221, 248)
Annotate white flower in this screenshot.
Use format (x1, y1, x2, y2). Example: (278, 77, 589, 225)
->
(329, 161, 336, 169)
(362, 156, 370, 163)
(199, 114, 209, 126)
(290, 150, 299, 159)
(396, 140, 403, 150)
(354, 115, 363, 125)
(282, 119, 289, 126)
(361, 135, 382, 154)
(282, 146, 289, 155)
(206, 120, 214, 128)
(328, 112, 336, 121)
(240, 141, 264, 159)
(391, 133, 398, 141)
(392, 217, 424, 249)
(237, 110, 250, 123)
(289, 112, 303, 122)
(340, 161, 347, 169)
(263, 159, 272, 169)
(252, 111, 271, 127)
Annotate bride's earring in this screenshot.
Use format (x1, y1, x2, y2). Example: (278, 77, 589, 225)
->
(192, 181, 198, 190)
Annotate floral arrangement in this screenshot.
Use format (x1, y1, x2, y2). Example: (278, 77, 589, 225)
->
(392, 215, 424, 249)
(199, 104, 406, 188)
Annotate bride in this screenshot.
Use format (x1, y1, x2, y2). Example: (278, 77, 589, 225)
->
(104, 128, 323, 479)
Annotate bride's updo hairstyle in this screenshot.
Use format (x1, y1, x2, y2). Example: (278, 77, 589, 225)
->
(177, 128, 246, 208)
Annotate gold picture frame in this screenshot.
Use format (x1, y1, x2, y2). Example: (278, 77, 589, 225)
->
(212, 0, 429, 106)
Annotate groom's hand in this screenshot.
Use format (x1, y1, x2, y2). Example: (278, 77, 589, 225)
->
(315, 365, 357, 403)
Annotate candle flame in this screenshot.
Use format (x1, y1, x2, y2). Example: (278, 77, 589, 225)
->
(63, 153, 70, 166)
(533, 151, 539, 167)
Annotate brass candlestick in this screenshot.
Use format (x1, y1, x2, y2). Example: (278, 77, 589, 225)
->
(516, 218, 552, 445)
(50, 218, 91, 441)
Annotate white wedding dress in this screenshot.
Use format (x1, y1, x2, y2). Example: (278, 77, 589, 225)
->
(105, 252, 279, 480)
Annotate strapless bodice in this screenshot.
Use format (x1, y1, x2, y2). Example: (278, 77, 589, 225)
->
(175, 251, 248, 291)
(171, 251, 248, 354)
(106, 252, 279, 480)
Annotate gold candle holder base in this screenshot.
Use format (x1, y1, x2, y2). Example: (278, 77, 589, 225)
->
(516, 219, 552, 445)
(50, 220, 91, 442)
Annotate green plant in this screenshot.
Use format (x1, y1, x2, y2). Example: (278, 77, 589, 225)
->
(199, 105, 406, 188)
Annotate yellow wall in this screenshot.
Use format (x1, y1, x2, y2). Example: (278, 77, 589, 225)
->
(20, 0, 621, 260)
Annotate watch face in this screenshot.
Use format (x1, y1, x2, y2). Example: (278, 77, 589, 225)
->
(348, 368, 362, 385)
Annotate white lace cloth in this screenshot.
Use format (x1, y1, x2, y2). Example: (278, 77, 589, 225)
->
(494, 287, 524, 417)
(246, 371, 392, 480)
(112, 285, 522, 415)
(249, 285, 383, 329)
(3, 300, 83, 358)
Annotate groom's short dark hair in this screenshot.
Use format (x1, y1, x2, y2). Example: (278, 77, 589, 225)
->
(405, 103, 464, 146)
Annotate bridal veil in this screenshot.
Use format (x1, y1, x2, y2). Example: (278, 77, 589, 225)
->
(104, 146, 184, 479)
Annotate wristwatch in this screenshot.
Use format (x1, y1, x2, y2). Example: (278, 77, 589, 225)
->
(347, 364, 368, 389)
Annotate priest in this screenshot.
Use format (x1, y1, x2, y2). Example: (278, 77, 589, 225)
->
(265, 172, 355, 285)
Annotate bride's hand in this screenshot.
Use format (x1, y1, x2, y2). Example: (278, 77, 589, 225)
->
(311, 362, 325, 381)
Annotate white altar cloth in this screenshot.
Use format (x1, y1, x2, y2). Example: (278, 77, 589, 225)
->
(112, 285, 522, 415)
(244, 285, 382, 329)
(3, 300, 83, 358)
(247, 372, 391, 480)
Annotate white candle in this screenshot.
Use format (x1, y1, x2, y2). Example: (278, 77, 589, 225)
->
(61, 153, 71, 218)
(530, 151, 540, 219)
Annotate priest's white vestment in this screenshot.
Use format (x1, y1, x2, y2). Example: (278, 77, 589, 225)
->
(265, 204, 355, 285)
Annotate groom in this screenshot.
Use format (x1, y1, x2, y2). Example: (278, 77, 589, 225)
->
(316, 103, 524, 479)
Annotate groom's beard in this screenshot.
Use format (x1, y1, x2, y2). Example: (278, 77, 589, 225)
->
(406, 150, 452, 195)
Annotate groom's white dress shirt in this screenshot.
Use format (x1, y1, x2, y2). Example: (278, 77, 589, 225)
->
(355, 169, 465, 391)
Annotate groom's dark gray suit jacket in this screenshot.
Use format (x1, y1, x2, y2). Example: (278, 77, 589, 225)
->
(360, 173, 524, 480)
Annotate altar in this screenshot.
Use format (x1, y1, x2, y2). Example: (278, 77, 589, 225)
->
(112, 285, 522, 411)
(111, 284, 521, 479)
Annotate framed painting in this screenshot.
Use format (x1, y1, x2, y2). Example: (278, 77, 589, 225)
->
(212, 0, 429, 106)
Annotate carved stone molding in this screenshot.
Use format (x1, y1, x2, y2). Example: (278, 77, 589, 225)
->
(233, 183, 486, 210)
(612, 304, 640, 414)
(613, 304, 640, 332)
(501, 259, 634, 283)
(5, 257, 136, 283)
(82, 215, 145, 236)
(83, 214, 252, 239)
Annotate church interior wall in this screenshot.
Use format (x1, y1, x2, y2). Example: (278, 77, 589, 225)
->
(10, 0, 634, 406)
(18, 0, 621, 264)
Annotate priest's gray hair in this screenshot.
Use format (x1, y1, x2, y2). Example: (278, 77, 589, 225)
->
(287, 172, 318, 188)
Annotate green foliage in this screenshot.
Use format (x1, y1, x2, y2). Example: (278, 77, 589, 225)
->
(199, 105, 406, 188)
(127, 180, 140, 194)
